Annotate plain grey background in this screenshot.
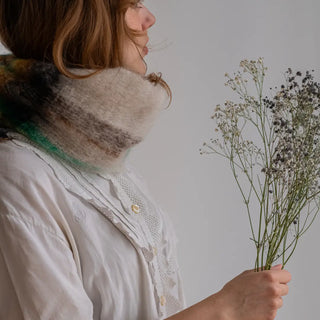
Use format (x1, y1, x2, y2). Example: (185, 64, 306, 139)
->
(130, 1, 320, 319)
(1, 0, 319, 318)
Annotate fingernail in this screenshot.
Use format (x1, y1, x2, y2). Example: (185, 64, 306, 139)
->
(271, 264, 282, 269)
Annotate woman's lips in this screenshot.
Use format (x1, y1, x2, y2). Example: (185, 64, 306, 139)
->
(143, 46, 149, 55)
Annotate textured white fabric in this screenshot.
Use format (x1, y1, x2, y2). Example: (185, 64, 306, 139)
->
(0, 132, 186, 320)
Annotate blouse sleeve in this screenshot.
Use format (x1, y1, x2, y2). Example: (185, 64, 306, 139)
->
(0, 140, 94, 320)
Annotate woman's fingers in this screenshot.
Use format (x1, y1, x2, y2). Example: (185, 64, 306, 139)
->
(276, 297, 283, 309)
(271, 269, 292, 284)
(217, 267, 292, 320)
(279, 284, 289, 296)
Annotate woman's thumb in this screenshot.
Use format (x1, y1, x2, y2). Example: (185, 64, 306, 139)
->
(270, 264, 282, 270)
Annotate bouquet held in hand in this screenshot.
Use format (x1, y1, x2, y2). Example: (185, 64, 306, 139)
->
(200, 58, 320, 271)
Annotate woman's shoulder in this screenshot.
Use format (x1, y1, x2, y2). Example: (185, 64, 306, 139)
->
(0, 135, 68, 211)
(0, 137, 54, 182)
(0, 136, 77, 240)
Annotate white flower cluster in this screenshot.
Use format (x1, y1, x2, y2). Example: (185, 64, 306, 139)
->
(200, 58, 320, 271)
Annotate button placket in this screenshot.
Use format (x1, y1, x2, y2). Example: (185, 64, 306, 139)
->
(111, 170, 169, 317)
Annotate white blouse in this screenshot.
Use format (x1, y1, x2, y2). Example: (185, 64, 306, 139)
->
(0, 131, 186, 320)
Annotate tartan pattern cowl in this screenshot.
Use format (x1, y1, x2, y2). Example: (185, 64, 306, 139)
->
(0, 54, 167, 173)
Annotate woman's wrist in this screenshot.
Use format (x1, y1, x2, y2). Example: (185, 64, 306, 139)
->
(165, 291, 228, 320)
(202, 291, 230, 320)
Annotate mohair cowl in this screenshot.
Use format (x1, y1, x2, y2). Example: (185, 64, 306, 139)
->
(0, 55, 168, 173)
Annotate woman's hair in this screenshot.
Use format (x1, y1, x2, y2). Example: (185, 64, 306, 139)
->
(0, 0, 171, 104)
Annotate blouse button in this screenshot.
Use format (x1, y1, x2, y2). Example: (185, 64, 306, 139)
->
(131, 204, 141, 214)
(153, 246, 158, 256)
(160, 295, 166, 306)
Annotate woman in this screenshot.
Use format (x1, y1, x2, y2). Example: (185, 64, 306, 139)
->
(0, 1, 291, 319)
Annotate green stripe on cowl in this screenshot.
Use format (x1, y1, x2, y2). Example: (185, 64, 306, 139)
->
(0, 97, 99, 172)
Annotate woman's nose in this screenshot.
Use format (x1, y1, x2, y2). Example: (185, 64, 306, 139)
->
(142, 9, 156, 30)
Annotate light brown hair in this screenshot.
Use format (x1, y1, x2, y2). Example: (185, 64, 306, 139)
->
(0, 0, 171, 103)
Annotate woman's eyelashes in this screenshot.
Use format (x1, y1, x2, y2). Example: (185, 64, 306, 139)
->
(134, 0, 144, 8)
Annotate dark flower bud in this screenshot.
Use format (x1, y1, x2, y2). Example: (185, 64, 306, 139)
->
(280, 119, 286, 127)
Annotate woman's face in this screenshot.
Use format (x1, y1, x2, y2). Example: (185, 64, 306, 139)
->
(123, 2, 156, 75)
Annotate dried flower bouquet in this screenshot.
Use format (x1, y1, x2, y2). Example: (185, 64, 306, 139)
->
(200, 58, 320, 271)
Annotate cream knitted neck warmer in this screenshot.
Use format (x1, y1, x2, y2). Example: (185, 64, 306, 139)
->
(0, 55, 167, 173)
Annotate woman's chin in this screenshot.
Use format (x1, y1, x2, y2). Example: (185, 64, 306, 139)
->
(123, 60, 147, 76)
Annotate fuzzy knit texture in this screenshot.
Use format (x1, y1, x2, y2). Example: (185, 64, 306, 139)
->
(0, 54, 168, 173)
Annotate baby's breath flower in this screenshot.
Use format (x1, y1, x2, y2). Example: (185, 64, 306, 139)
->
(200, 58, 320, 271)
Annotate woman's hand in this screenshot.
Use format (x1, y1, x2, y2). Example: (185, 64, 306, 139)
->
(166, 264, 291, 320)
(215, 264, 291, 320)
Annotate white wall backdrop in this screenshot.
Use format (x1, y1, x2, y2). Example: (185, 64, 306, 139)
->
(130, 1, 320, 319)
(1, 1, 319, 318)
